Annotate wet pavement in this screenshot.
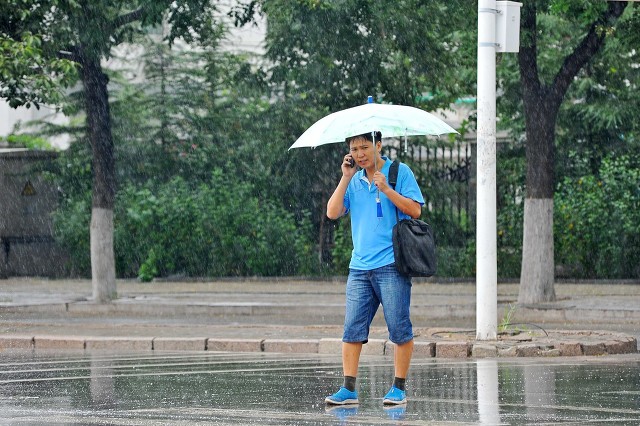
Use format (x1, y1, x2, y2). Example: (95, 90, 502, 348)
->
(0, 278, 638, 356)
(0, 350, 639, 425)
(1, 278, 639, 424)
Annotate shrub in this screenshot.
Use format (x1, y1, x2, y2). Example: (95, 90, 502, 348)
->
(114, 170, 316, 279)
(52, 196, 92, 276)
(555, 154, 640, 278)
(54, 169, 317, 279)
(3, 134, 53, 150)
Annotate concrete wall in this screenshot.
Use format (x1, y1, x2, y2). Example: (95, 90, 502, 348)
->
(0, 149, 68, 277)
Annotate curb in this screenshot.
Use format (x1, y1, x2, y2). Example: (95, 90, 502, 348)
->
(515, 306, 640, 323)
(0, 333, 636, 358)
(4, 301, 640, 324)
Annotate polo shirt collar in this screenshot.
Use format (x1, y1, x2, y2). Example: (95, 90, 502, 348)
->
(358, 156, 392, 185)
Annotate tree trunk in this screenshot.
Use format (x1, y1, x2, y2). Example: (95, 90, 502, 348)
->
(519, 198, 555, 303)
(519, 92, 558, 304)
(80, 53, 117, 303)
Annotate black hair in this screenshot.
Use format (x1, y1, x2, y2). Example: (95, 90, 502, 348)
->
(345, 131, 382, 146)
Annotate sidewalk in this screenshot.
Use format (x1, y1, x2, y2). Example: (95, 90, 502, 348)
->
(0, 277, 638, 357)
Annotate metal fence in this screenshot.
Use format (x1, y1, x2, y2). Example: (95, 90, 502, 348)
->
(388, 138, 475, 248)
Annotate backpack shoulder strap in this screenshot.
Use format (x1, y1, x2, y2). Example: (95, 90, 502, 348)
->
(389, 160, 400, 223)
(389, 160, 400, 190)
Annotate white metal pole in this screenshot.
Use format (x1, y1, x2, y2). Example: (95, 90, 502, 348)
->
(476, 0, 498, 340)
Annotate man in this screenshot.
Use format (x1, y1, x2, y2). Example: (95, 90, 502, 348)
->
(325, 131, 424, 406)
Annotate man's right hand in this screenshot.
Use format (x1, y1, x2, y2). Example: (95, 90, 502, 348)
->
(342, 154, 357, 178)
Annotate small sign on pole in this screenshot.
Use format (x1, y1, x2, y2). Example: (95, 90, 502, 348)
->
(495, 1, 523, 53)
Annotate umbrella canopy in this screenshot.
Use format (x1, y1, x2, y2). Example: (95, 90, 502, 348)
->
(289, 96, 458, 150)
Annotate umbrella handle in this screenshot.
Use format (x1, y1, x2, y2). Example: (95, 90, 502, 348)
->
(373, 130, 378, 175)
(404, 129, 407, 153)
(372, 129, 383, 218)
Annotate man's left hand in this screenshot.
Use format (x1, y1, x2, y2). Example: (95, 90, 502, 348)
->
(373, 171, 390, 192)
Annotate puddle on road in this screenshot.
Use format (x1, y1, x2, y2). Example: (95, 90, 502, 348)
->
(0, 351, 638, 424)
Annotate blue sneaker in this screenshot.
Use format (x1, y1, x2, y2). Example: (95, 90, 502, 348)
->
(383, 386, 407, 405)
(325, 387, 359, 405)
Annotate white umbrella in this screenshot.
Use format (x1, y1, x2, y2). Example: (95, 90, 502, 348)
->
(290, 96, 458, 218)
(289, 96, 458, 151)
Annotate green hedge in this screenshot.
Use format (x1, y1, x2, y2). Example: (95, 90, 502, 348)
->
(54, 170, 317, 279)
(555, 155, 640, 278)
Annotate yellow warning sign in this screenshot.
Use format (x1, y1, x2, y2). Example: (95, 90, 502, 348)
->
(21, 180, 36, 196)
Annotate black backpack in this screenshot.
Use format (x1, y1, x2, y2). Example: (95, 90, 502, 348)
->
(388, 160, 437, 277)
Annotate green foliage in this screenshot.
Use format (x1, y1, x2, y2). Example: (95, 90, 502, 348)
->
(49, 134, 92, 277)
(330, 219, 352, 274)
(137, 248, 158, 282)
(498, 303, 517, 334)
(0, 29, 77, 108)
(264, 0, 475, 110)
(548, 3, 639, 278)
(555, 5, 640, 179)
(497, 1, 626, 132)
(555, 155, 640, 278)
(2, 134, 53, 150)
(52, 196, 92, 277)
(496, 144, 526, 278)
(55, 172, 317, 278)
(495, 0, 638, 285)
(435, 242, 475, 278)
(115, 172, 315, 277)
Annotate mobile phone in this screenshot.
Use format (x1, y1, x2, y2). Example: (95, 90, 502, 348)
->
(348, 158, 355, 168)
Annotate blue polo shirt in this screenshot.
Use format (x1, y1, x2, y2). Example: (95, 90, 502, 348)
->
(343, 156, 425, 270)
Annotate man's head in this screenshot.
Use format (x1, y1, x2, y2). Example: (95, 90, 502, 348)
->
(345, 131, 382, 147)
(346, 131, 383, 169)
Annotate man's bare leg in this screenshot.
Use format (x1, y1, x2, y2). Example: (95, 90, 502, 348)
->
(325, 342, 363, 404)
(381, 339, 414, 404)
(394, 339, 414, 378)
(343, 342, 363, 377)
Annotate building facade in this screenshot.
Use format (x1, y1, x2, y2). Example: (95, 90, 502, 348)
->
(0, 148, 68, 277)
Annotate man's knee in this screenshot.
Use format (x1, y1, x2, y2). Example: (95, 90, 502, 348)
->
(387, 316, 413, 344)
(395, 338, 414, 348)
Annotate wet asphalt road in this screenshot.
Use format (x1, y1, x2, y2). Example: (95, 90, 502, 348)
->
(1, 350, 639, 425)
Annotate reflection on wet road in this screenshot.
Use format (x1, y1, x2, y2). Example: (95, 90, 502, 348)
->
(0, 351, 638, 424)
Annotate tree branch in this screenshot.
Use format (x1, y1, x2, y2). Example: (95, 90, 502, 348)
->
(551, 1, 628, 104)
(112, 7, 145, 29)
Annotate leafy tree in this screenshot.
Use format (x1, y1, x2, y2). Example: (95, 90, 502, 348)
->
(0, 0, 220, 301)
(46, 26, 319, 279)
(555, 6, 640, 179)
(247, 0, 477, 268)
(507, 0, 630, 303)
(553, 5, 640, 279)
(0, 10, 76, 108)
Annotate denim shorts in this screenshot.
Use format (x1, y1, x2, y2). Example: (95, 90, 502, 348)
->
(342, 263, 413, 345)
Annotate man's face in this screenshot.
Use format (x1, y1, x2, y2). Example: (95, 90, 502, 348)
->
(349, 137, 379, 169)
